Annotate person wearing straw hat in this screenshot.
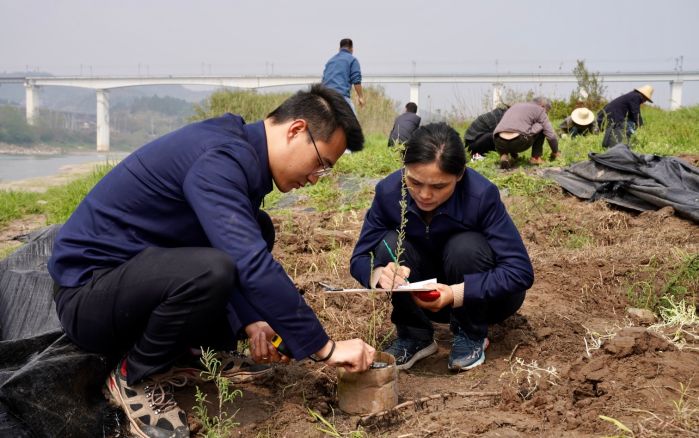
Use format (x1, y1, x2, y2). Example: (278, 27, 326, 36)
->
(597, 85, 654, 148)
(559, 107, 599, 137)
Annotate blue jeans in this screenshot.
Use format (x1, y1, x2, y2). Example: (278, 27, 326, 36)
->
(343, 96, 357, 115)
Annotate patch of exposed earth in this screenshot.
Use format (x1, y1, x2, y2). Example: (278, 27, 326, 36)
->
(171, 187, 698, 437)
(4, 170, 697, 437)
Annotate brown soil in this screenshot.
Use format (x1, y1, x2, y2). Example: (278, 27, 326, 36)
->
(174, 189, 699, 437)
(0, 214, 46, 256)
(4, 180, 697, 437)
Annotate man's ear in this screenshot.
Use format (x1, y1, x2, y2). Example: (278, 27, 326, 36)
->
(287, 119, 307, 142)
(456, 170, 465, 182)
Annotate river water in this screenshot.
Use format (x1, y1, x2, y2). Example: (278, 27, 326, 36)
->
(0, 152, 129, 182)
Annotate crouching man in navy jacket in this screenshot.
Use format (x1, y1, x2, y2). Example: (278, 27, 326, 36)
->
(49, 84, 374, 438)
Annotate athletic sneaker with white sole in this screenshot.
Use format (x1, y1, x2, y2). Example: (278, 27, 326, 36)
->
(106, 359, 189, 438)
(383, 337, 438, 370)
(448, 331, 490, 371)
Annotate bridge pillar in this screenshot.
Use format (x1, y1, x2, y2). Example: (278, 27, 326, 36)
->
(409, 82, 420, 111)
(96, 89, 110, 152)
(25, 83, 39, 125)
(670, 80, 683, 110)
(492, 82, 504, 109)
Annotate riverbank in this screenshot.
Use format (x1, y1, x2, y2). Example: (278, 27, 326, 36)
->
(0, 142, 65, 155)
(0, 158, 121, 192)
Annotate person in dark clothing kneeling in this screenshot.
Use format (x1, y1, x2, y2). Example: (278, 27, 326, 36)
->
(350, 123, 534, 372)
(48, 84, 375, 438)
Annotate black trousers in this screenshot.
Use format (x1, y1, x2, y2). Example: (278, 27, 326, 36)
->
(602, 121, 626, 148)
(376, 230, 525, 341)
(494, 132, 546, 158)
(465, 132, 496, 156)
(54, 211, 275, 385)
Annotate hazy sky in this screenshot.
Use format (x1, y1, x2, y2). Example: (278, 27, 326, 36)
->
(2, 0, 698, 113)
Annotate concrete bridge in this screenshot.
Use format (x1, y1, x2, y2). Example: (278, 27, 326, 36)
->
(5, 71, 699, 151)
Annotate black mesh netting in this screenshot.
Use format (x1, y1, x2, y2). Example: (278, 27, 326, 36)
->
(0, 225, 122, 437)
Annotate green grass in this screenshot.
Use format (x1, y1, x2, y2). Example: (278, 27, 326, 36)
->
(263, 134, 400, 212)
(334, 133, 403, 177)
(0, 163, 114, 228)
(626, 252, 699, 312)
(547, 223, 595, 250)
(2, 104, 699, 260)
(0, 190, 44, 227)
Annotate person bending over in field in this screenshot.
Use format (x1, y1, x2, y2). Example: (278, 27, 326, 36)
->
(596, 85, 653, 148)
(493, 97, 560, 169)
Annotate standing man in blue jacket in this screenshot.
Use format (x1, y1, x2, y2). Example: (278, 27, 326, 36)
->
(322, 38, 365, 114)
(48, 84, 375, 438)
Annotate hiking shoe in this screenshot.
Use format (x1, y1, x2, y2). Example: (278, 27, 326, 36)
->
(384, 337, 438, 370)
(529, 156, 544, 165)
(106, 360, 189, 438)
(448, 332, 489, 371)
(169, 351, 272, 384)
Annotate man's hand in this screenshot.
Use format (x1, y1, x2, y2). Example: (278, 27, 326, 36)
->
(358, 96, 366, 108)
(377, 262, 410, 289)
(245, 321, 289, 364)
(323, 339, 375, 372)
(412, 283, 453, 312)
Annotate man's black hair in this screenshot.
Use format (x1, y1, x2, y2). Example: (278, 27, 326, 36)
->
(405, 102, 418, 113)
(340, 38, 353, 49)
(404, 123, 465, 176)
(267, 84, 364, 152)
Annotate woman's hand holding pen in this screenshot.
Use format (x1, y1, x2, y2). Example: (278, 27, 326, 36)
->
(377, 262, 411, 289)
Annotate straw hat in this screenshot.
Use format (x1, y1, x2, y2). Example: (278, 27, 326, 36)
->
(634, 84, 654, 103)
(571, 107, 595, 126)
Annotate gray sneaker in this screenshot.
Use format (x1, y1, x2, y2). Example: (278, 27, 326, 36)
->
(383, 337, 438, 370)
(106, 360, 189, 438)
(448, 331, 489, 371)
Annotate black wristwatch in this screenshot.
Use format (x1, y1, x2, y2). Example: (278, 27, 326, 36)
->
(309, 339, 336, 362)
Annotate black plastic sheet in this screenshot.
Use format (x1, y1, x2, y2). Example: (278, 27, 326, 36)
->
(544, 144, 699, 223)
(0, 225, 113, 437)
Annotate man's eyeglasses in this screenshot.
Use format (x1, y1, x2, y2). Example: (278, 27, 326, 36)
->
(307, 128, 333, 177)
